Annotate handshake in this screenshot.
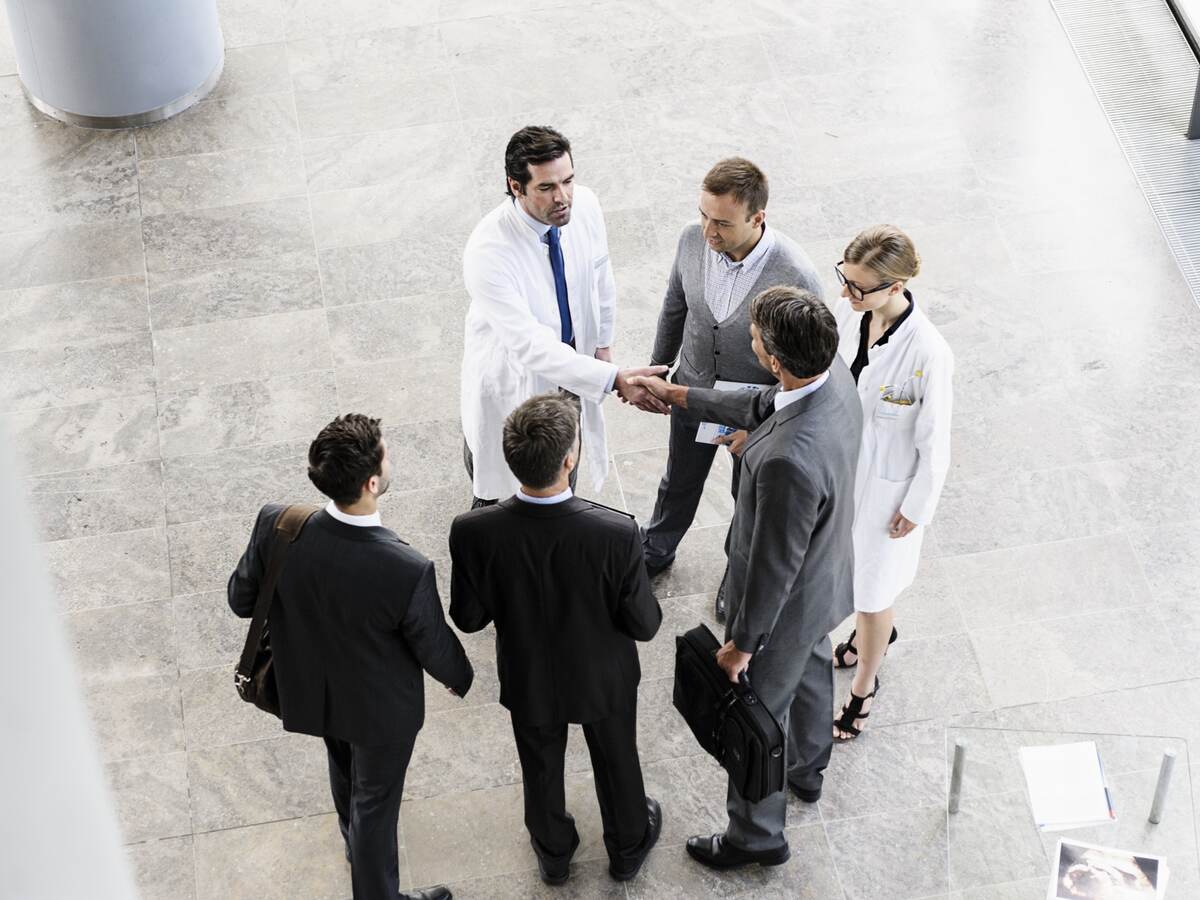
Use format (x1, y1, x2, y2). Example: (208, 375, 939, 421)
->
(612, 367, 687, 414)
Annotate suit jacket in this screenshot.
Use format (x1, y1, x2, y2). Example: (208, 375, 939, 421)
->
(228, 504, 473, 746)
(448, 496, 662, 726)
(687, 359, 862, 655)
(650, 223, 824, 387)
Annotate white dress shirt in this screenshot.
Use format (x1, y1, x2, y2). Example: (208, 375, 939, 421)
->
(515, 486, 573, 505)
(324, 500, 382, 527)
(773, 370, 829, 412)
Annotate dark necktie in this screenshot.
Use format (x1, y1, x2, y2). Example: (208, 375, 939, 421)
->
(544, 226, 574, 347)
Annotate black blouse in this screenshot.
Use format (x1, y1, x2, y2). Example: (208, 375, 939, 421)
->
(849, 291, 915, 385)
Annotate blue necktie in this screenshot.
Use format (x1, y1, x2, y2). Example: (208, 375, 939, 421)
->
(544, 226, 574, 347)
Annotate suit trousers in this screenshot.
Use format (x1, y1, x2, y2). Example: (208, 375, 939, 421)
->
(511, 710, 649, 870)
(642, 404, 741, 566)
(324, 732, 417, 900)
(463, 438, 578, 507)
(725, 635, 833, 852)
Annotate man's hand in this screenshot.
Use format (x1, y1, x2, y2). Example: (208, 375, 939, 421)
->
(594, 346, 614, 363)
(625, 374, 688, 410)
(614, 366, 670, 414)
(888, 510, 917, 539)
(716, 640, 753, 684)
(715, 429, 749, 457)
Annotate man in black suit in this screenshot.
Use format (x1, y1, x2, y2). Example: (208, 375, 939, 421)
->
(229, 414, 472, 900)
(448, 394, 664, 885)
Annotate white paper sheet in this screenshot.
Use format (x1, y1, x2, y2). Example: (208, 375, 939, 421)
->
(695, 380, 764, 444)
(1020, 741, 1115, 832)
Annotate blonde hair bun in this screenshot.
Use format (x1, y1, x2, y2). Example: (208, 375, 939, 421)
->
(843, 225, 920, 282)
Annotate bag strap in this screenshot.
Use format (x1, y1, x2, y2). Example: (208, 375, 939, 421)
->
(235, 504, 320, 683)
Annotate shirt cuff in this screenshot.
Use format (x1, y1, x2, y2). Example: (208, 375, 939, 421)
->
(605, 366, 618, 393)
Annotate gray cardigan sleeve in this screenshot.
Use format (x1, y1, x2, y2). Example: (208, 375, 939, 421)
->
(650, 231, 690, 367)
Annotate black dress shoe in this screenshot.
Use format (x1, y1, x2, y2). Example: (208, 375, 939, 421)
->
(609, 796, 663, 881)
(685, 833, 790, 870)
(534, 832, 579, 886)
(788, 778, 822, 803)
(644, 556, 673, 578)
(400, 887, 451, 900)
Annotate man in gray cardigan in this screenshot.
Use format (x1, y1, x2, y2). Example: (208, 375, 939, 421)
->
(631, 287, 861, 869)
(643, 158, 824, 620)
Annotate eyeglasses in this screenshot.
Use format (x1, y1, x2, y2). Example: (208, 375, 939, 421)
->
(835, 262, 894, 301)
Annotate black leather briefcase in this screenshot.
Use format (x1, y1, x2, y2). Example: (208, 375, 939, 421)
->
(673, 623, 785, 803)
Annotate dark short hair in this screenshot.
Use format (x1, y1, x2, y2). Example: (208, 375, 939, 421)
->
(502, 394, 579, 489)
(505, 126, 572, 197)
(750, 287, 839, 378)
(702, 157, 769, 217)
(307, 414, 384, 506)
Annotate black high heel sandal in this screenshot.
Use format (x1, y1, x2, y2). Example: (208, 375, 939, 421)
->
(833, 676, 879, 741)
(832, 625, 898, 669)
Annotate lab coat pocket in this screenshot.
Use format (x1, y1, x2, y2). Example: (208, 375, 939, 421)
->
(873, 401, 919, 482)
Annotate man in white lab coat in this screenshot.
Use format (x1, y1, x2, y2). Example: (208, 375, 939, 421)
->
(461, 126, 666, 507)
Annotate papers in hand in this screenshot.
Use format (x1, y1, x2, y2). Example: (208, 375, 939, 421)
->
(695, 380, 763, 444)
(1048, 839, 1167, 899)
(1020, 741, 1115, 832)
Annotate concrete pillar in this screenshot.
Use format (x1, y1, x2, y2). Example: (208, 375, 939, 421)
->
(4, 0, 223, 128)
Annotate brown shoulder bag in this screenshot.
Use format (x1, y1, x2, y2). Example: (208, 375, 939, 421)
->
(234, 504, 320, 717)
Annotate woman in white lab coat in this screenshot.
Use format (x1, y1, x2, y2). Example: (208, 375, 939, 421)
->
(830, 225, 953, 740)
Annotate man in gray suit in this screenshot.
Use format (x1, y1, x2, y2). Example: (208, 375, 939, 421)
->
(642, 159, 823, 620)
(631, 286, 861, 870)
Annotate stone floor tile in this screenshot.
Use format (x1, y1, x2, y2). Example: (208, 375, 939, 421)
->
(135, 92, 298, 161)
(338, 355, 462, 436)
(147, 251, 323, 330)
(0, 335, 156, 413)
(634, 676, 706, 766)
(287, 25, 448, 94)
(640, 753, 734, 847)
(819, 720, 947, 823)
(943, 533, 1151, 631)
(379, 482, 473, 558)
(858, 634, 990, 729)
(107, 751, 192, 844)
(449, 858, 624, 899)
(0, 274, 147, 351)
(4, 394, 160, 474)
(423, 626, 500, 714)
(649, 524, 729, 600)
(0, 221, 142, 291)
(158, 370, 338, 459)
(167, 513, 257, 596)
(303, 122, 466, 194)
(452, 52, 621, 120)
(824, 805, 948, 900)
(294, 74, 457, 140)
(138, 143, 307, 216)
(310, 174, 479, 250)
(611, 34, 763, 102)
(969, 606, 1184, 709)
(604, 398, 672, 455)
(193, 813, 350, 900)
(949, 394, 1094, 485)
(154, 308, 331, 395)
(84, 673, 185, 761)
(883, 556, 966, 642)
(162, 439, 318, 525)
(327, 292, 468, 366)
(42, 526, 171, 612)
(188, 734, 332, 831)
(66, 599, 176, 684)
(614, 444, 735, 528)
(25, 459, 165, 542)
(627, 823, 842, 899)
(208, 43, 293, 100)
(1099, 449, 1200, 531)
(282, 0, 436, 40)
(317, 229, 470, 306)
(382, 420, 473, 495)
(0, 120, 135, 177)
(174, 591, 247, 672)
(142, 196, 313, 273)
(948, 790, 1045, 892)
(405, 703, 523, 800)
(933, 464, 1124, 557)
(126, 835, 197, 900)
(180, 665, 285, 749)
(0, 158, 139, 234)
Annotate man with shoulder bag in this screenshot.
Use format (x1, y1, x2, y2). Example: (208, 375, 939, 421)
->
(228, 413, 472, 900)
